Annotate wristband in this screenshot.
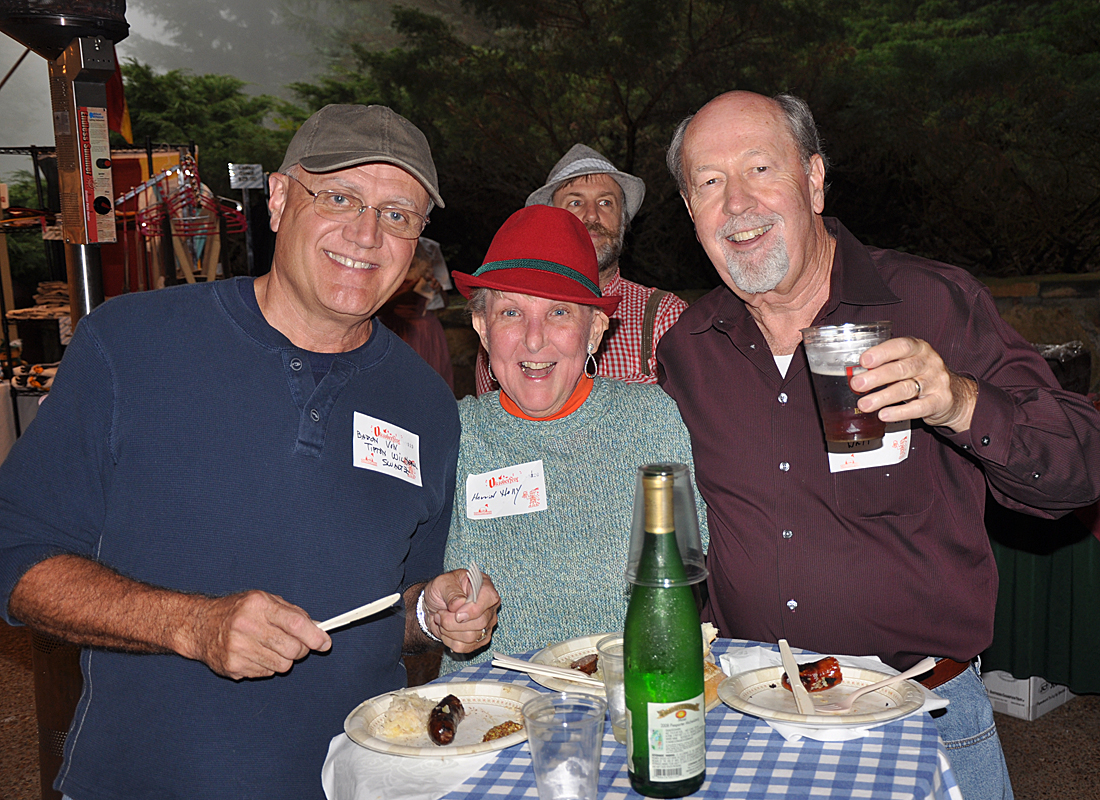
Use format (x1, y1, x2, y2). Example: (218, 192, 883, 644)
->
(416, 589, 442, 642)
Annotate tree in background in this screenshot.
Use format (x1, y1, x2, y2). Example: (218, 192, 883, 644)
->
(123, 0, 319, 101)
(2, 171, 50, 307)
(291, 0, 1099, 283)
(292, 0, 851, 286)
(826, 0, 1100, 276)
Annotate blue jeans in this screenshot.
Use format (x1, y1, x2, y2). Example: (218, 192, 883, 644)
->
(932, 659, 1014, 800)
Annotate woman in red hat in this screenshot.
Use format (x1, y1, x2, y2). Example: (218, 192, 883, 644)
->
(438, 205, 706, 673)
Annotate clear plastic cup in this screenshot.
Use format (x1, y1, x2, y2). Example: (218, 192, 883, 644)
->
(801, 321, 893, 443)
(595, 634, 627, 744)
(624, 463, 707, 587)
(522, 693, 607, 800)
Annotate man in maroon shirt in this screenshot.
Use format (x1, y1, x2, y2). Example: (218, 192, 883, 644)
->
(659, 91, 1100, 800)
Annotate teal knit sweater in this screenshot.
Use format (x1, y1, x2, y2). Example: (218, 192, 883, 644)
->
(441, 378, 707, 673)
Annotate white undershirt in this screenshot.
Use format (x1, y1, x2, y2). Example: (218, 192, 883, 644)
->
(774, 353, 794, 378)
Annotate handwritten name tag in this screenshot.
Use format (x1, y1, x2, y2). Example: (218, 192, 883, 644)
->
(828, 420, 911, 473)
(465, 460, 548, 519)
(352, 412, 422, 487)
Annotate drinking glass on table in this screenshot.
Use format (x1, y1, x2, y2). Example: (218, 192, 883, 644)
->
(801, 321, 893, 443)
(596, 634, 627, 744)
(522, 693, 606, 800)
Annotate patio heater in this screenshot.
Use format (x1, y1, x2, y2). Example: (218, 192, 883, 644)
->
(0, 8, 128, 798)
(0, 0, 128, 327)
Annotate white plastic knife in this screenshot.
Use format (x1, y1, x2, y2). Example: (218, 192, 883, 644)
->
(316, 593, 401, 632)
(779, 638, 816, 716)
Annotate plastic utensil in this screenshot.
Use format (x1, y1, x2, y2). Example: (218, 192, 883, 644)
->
(491, 652, 605, 687)
(779, 638, 815, 715)
(466, 560, 483, 603)
(814, 657, 937, 714)
(316, 593, 401, 632)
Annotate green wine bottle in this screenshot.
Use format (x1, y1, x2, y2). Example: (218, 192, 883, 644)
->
(624, 467, 705, 798)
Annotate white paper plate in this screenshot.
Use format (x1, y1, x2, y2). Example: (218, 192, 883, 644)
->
(344, 681, 540, 757)
(718, 666, 925, 727)
(529, 634, 614, 697)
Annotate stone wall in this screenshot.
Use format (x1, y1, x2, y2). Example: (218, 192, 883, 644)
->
(986, 275, 1100, 394)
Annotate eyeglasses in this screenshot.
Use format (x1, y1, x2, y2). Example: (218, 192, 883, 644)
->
(283, 172, 429, 239)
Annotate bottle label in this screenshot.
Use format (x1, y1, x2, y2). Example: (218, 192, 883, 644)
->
(643, 693, 706, 782)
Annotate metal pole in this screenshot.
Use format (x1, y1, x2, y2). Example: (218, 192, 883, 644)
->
(0, 46, 31, 93)
(241, 187, 255, 276)
(64, 243, 103, 325)
(30, 145, 45, 208)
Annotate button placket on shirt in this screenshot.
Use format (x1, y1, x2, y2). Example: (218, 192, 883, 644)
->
(778, 393, 797, 609)
(779, 450, 794, 615)
(284, 352, 354, 457)
(775, 387, 799, 612)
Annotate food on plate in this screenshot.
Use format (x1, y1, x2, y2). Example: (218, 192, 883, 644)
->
(570, 653, 600, 675)
(482, 719, 524, 742)
(703, 661, 726, 709)
(701, 622, 718, 655)
(428, 694, 466, 745)
(379, 691, 437, 740)
(701, 622, 724, 709)
(780, 656, 843, 693)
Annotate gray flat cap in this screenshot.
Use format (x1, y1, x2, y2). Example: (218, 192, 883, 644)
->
(525, 144, 644, 222)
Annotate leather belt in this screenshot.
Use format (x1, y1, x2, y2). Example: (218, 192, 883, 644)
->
(918, 657, 971, 690)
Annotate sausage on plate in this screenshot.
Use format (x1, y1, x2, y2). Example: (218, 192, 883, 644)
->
(428, 694, 466, 745)
(780, 656, 843, 693)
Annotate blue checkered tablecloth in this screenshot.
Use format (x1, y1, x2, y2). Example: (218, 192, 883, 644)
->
(436, 639, 963, 800)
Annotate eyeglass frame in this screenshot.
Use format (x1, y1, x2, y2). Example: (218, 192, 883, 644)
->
(281, 171, 430, 239)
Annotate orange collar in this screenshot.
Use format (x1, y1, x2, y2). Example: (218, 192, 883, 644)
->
(499, 376, 594, 420)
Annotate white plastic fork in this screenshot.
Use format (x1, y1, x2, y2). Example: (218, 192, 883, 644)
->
(466, 560, 483, 603)
(814, 657, 938, 714)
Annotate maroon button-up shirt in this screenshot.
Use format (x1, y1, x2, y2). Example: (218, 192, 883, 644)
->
(659, 218, 1100, 670)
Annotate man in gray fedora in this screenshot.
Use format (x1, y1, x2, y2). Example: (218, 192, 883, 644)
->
(0, 104, 500, 800)
(474, 143, 687, 394)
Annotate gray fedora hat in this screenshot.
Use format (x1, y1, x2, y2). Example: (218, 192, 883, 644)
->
(525, 143, 645, 222)
(279, 104, 444, 208)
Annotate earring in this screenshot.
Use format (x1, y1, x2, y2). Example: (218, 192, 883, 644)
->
(487, 354, 496, 383)
(584, 343, 597, 379)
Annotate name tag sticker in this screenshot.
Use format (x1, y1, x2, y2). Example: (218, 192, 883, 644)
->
(353, 412, 422, 487)
(466, 460, 548, 519)
(828, 420, 910, 473)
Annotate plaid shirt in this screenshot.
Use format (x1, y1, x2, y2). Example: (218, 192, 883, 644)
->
(475, 271, 688, 395)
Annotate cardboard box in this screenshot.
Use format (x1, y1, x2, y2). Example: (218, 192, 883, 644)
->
(982, 670, 1075, 721)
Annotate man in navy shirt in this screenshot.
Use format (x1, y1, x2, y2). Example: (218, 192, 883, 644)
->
(0, 105, 499, 799)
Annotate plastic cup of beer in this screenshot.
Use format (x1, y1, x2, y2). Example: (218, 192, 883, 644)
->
(522, 693, 606, 800)
(801, 321, 893, 443)
(595, 634, 627, 744)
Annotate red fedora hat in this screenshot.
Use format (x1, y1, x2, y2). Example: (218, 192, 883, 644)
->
(452, 206, 621, 315)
